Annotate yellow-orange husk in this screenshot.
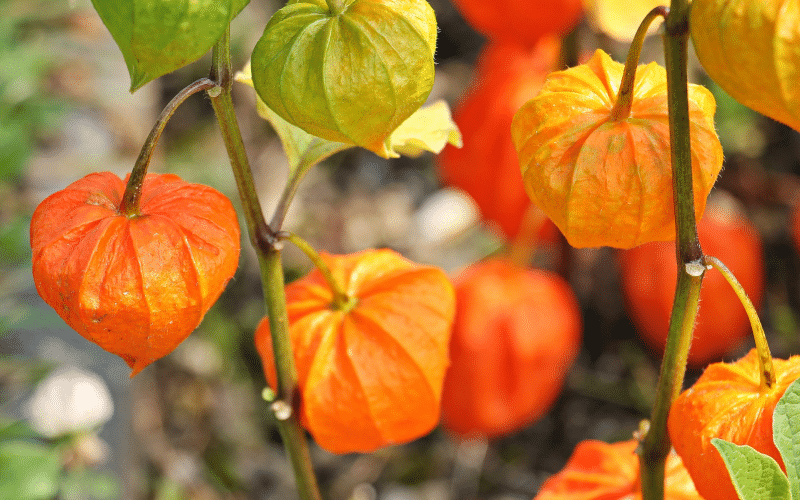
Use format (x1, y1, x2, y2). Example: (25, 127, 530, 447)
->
(30, 172, 241, 376)
(691, 0, 800, 133)
(534, 439, 702, 500)
(668, 349, 800, 500)
(512, 49, 723, 249)
(255, 249, 455, 454)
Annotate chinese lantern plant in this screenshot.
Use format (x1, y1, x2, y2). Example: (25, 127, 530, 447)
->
(669, 350, 800, 500)
(440, 258, 581, 438)
(668, 253, 800, 500)
(450, 0, 583, 48)
(691, 0, 800, 133)
(533, 440, 703, 500)
(712, 377, 800, 500)
(255, 247, 455, 454)
(511, 47, 723, 249)
(437, 38, 561, 240)
(619, 193, 764, 366)
(30, 170, 241, 376)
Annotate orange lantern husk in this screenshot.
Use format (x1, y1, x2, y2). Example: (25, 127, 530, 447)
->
(512, 49, 723, 249)
(30, 172, 241, 376)
(255, 249, 455, 454)
(620, 194, 764, 366)
(440, 259, 581, 438)
(438, 38, 561, 240)
(534, 440, 702, 500)
(668, 349, 800, 500)
(691, 0, 800, 133)
(450, 0, 583, 48)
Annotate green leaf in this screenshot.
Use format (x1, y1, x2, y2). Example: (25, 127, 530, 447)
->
(774, 377, 800, 499)
(712, 438, 791, 500)
(235, 63, 352, 172)
(0, 440, 62, 500)
(90, 0, 251, 92)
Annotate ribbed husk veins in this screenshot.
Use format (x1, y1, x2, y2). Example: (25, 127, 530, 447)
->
(512, 50, 723, 249)
(30, 172, 241, 376)
(250, 0, 437, 158)
(668, 350, 800, 500)
(691, 0, 800, 132)
(255, 249, 455, 454)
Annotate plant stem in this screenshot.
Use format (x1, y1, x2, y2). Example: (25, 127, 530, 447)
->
(208, 28, 322, 500)
(639, 1, 703, 499)
(119, 78, 215, 216)
(281, 232, 353, 310)
(705, 256, 776, 389)
(610, 6, 669, 121)
(270, 155, 318, 231)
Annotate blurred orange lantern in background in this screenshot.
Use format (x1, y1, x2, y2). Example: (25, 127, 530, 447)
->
(449, 0, 583, 48)
(533, 439, 702, 500)
(668, 349, 800, 500)
(255, 249, 455, 454)
(438, 38, 561, 241)
(440, 259, 581, 438)
(619, 193, 764, 366)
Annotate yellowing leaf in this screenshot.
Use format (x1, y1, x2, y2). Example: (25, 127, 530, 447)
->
(384, 101, 463, 158)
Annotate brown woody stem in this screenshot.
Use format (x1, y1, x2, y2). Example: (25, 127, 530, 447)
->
(119, 78, 215, 217)
(208, 28, 322, 500)
(610, 6, 669, 121)
(705, 256, 775, 390)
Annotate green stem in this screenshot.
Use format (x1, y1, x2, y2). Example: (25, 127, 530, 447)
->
(208, 28, 322, 500)
(639, 1, 703, 499)
(119, 78, 215, 216)
(610, 6, 669, 121)
(705, 256, 776, 390)
(281, 232, 353, 310)
(270, 156, 317, 231)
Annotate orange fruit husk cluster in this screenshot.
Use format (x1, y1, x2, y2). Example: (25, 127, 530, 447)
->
(30, 172, 241, 376)
(440, 259, 581, 438)
(668, 349, 800, 500)
(437, 38, 561, 240)
(255, 249, 455, 454)
(620, 194, 764, 366)
(450, 0, 583, 48)
(512, 49, 723, 249)
(691, 0, 800, 133)
(534, 440, 702, 500)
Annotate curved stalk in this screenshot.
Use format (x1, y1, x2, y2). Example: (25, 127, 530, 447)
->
(270, 155, 318, 231)
(610, 6, 669, 121)
(705, 256, 775, 390)
(119, 78, 215, 216)
(281, 231, 353, 310)
(639, 1, 704, 499)
(208, 28, 322, 500)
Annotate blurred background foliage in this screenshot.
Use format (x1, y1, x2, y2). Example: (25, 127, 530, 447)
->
(2, 0, 800, 499)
